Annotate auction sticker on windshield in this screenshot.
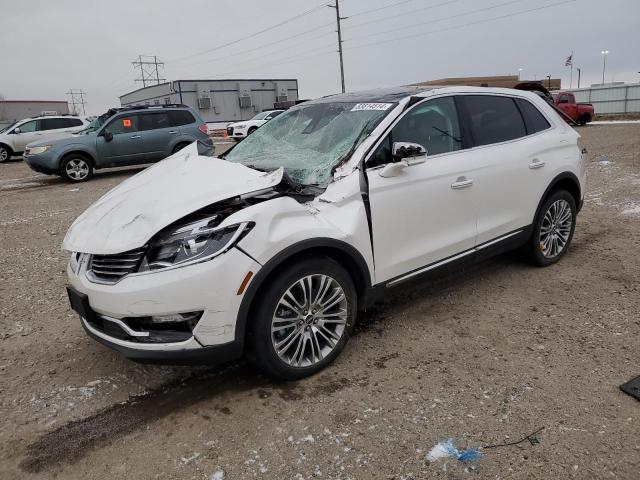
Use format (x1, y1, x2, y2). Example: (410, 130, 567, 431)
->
(351, 103, 393, 111)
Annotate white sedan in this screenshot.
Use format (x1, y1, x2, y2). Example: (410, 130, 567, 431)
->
(226, 110, 284, 139)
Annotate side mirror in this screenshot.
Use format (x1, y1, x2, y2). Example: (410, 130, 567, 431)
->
(103, 131, 113, 142)
(392, 142, 426, 161)
(380, 142, 427, 178)
(13, 127, 21, 134)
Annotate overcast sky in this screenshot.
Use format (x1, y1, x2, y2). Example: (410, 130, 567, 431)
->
(2, 0, 638, 115)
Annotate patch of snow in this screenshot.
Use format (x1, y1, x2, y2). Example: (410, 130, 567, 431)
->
(621, 203, 640, 216)
(302, 434, 315, 443)
(210, 470, 224, 480)
(180, 452, 200, 464)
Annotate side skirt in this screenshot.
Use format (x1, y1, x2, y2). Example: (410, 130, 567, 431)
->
(363, 227, 532, 305)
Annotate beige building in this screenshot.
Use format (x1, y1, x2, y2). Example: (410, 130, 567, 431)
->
(414, 75, 562, 90)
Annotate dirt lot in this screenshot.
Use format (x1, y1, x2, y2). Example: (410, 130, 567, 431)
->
(1, 127, 638, 479)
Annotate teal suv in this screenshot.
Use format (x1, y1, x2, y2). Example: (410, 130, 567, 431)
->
(23, 104, 213, 182)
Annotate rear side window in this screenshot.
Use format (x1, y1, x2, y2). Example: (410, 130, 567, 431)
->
(168, 110, 195, 126)
(139, 112, 172, 131)
(516, 99, 551, 134)
(40, 118, 72, 130)
(462, 95, 526, 146)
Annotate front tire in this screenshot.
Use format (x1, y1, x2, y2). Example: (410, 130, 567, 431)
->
(60, 155, 93, 182)
(0, 145, 11, 162)
(247, 257, 357, 380)
(247, 126, 258, 136)
(525, 190, 576, 266)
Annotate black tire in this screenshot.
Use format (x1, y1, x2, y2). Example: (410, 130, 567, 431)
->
(247, 257, 357, 380)
(525, 190, 577, 266)
(0, 144, 12, 162)
(247, 126, 258, 136)
(578, 115, 588, 126)
(172, 142, 190, 154)
(60, 154, 94, 182)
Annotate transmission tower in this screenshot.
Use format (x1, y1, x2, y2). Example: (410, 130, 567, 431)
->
(132, 55, 166, 87)
(66, 89, 87, 116)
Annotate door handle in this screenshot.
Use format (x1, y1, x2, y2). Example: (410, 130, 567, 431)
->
(451, 176, 473, 189)
(168, 130, 178, 134)
(529, 159, 545, 169)
(130, 135, 141, 139)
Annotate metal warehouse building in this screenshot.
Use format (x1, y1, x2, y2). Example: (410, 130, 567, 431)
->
(0, 100, 69, 128)
(119, 79, 299, 124)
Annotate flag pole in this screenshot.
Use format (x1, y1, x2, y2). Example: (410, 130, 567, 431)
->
(570, 51, 574, 89)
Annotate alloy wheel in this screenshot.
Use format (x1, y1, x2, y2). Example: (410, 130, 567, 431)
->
(539, 199, 573, 258)
(65, 158, 90, 181)
(271, 274, 348, 368)
(0, 148, 8, 162)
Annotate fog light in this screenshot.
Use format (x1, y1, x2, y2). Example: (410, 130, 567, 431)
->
(150, 312, 203, 324)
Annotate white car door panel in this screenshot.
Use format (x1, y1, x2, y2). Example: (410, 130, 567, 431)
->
(365, 96, 477, 283)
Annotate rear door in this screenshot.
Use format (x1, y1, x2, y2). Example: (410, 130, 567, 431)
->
(96, 114, 146, 166)
(138, 111, 176, 161)
(366, 96, 478, 282)
(458, 94, 554, 244)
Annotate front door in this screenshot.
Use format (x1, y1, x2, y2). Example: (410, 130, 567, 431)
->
(12, 120, 40, 151)
(366, 96, 478, 283)
(96, 114, 146, 166)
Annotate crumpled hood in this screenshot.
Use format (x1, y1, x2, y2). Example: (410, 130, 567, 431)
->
(63, 144, 283, 254)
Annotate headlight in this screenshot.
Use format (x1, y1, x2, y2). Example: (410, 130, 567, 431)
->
(69, 251, 81, 274)
(234, 124, 246, 129)
(139, 217, 253, 272)
(28, 145, 51, 155)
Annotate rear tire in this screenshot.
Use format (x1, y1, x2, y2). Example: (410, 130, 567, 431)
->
(247, 257, 357, 380)
(0, 145, 11, 162)
(524, 190, 576, 266)
(60, 154, 93, 182)
(172, 142, 190, 154)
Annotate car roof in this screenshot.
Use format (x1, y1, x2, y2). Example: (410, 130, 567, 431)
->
(308, 85, 435, 105)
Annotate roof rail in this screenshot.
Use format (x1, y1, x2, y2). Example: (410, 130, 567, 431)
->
(117, 103, 189, 112)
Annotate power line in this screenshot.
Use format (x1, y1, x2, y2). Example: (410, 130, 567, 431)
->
(329, 0, 347, 93)
(178, 22, 334, 70)
(347, 0, 462, 30)
(346, 0, 417, 18)
(346, 0, 576, 51)
(346, 0, 528, 42)
(66, 89, 87, 116)
(132, 55, 166, 87)
(211, 49, 335, 78)
(168, 1, 331, 64)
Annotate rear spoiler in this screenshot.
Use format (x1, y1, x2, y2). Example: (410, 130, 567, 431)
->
(513, 82, 577, 126)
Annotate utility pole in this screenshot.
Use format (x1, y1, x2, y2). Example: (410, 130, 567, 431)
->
(547, 75, 552, 89)
(577, 68, 581, 88)
(66, 89, 87, 116)
(132, 55, 166, 87)
(329, 1, 346, 93)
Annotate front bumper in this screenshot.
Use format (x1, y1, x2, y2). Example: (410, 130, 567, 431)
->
(68, 247, 260, 364)
(23, 151, 59, 174)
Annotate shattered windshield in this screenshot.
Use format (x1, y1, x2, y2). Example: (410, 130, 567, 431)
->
(224, 101, 395, 186)
(76, 115, 106, 134)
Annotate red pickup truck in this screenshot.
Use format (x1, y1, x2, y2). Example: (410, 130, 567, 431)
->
(552, 92, 595, 125)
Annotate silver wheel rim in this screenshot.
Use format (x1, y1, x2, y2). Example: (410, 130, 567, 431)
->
(0, 148, 7, 161)
(66, 158, 89, 180)
(539, 199, 572, 258)
(271, 274, 348, 368)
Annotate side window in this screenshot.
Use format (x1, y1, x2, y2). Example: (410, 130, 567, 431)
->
(40, 118, 71, 130)
(68, 118, 83, 127)
(16, 120, 37, 133)
(392, 97, 462, 156)
(368, 96, 462, 167)
(559, 94, 570, 104)
(516, 99, 551, 134)
(139, 112, 172, 131)
(104, 115, 139, 135)
(462, 95, 526, 146)
(168, 110, 195, 126)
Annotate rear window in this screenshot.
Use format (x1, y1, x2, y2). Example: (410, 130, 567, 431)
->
(462, 95, 527, 146)
(168, 110, 195, 126)
(516, 99, 551, 134)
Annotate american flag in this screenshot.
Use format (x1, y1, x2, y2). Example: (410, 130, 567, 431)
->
(565, 54, 573, 67)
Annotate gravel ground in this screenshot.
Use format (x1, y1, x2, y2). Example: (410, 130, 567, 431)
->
(0, 127, 638, 479)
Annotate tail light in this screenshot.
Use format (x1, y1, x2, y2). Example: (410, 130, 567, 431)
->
(198, 124, 209, 135)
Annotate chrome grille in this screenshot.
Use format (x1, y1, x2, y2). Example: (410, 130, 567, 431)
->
(89, 247, 146, 283)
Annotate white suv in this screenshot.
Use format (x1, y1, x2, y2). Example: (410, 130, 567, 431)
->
(64, 86, 585, 380)
(226, 109, 284, 139)
(0, 115, 88, 161)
